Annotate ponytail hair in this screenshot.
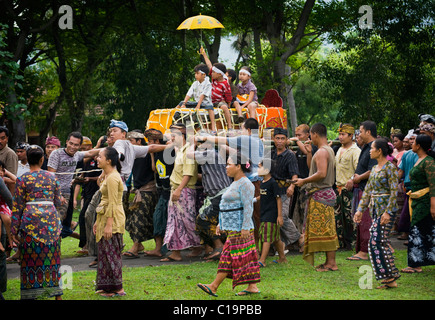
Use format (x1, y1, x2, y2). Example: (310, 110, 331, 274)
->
(104, 147, 122, 173)
(415, 134, 435, 158)
(373, 138, 393, 157)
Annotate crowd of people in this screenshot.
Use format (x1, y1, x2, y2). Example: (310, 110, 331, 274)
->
(0, 110, 434, 300)
(0, 44, 434, 298)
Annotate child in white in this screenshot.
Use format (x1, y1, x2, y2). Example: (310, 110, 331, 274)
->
(177, 63, 216, 132)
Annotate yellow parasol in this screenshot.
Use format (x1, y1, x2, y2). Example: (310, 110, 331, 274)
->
(177, 14, 224, 45)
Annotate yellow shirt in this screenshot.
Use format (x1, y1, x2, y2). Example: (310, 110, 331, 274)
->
(95, 170, 125, 242)
(170, 143, 198, 189)
(335, 143, 361, 187)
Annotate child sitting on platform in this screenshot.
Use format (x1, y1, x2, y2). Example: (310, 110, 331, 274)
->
(256, 159, 287, 267)
(177, 63, 217, 132)
(200, 47, 234, 130)
(233, 66, 259, 119)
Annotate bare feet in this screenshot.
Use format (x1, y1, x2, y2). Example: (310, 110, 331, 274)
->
(144, 249, 163, 257)
(186, 246, 204, 258)
(346, 251, 368, 261)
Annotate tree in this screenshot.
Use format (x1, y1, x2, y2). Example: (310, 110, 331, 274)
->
(0, 1, 59, 146)
(314, 0, 435, 135)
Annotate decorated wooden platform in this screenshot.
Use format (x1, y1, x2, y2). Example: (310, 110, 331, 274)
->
(145, 89, 288, 137)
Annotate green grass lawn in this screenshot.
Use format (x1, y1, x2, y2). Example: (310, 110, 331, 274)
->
(3, 211, 435, 300)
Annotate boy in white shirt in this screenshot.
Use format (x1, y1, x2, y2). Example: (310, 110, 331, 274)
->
(177, 63, 216, 132)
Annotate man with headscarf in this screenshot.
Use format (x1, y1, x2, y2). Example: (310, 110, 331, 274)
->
(418, 123, 435, 151)
(334, 124, 361, 250)
(42, 136, 61, 170)
(269, 127, 303, 253)
(15, 142, 30, 177)
(109, 120, 171, 191)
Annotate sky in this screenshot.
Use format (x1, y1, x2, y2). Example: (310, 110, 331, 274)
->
(218, 36, 238, 69)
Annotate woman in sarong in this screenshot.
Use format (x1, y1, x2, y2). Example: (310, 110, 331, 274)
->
(93, 147, 126, 297)
(11, 145, 63, 300)
(401, 134, 435, 274)
(197, 151, 260, 297)
(354, 138, 400, 289)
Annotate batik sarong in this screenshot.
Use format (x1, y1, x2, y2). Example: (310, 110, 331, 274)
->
(303, 188, 339, 265)
(408, 214, 435, 268)
(20, 233, 62, 300)
(164, 188, 201, 250)
(291, 186, 309, 233)
(334, 187, 355, 250)
(126, 191, 158, 243)
(196, 191, 226, 247)
(218, 230, 261, 289)
(96, 233, 123, 293)
(368, 209, 401, 281)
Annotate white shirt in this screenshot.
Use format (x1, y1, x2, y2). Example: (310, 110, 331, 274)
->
(17, 160, 30, 177)
(112, 139, 149, 189)
(186, 77, 212, 106)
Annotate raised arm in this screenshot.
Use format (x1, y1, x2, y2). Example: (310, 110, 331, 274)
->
(200, 46, 212, 70)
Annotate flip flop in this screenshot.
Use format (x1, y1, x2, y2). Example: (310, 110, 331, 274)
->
(376, 284, 397, 290)
(100, 291, 127, 297)
(122, 251, 139, 259)
(197, 284, 218, 297)
(258, 261, 265, 267)
(235, 290, 261, 296)
(160, 256, 182, 262)
(346, 255, 368, 261)
(316, 265, 339, 272)
(401, 267, 422, 273)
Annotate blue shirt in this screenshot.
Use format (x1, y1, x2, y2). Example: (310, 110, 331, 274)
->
(219, 177, 255, 232)
(398, 150, 419, 189)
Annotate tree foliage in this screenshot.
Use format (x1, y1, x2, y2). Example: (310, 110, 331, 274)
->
(0, 0, 433, 143)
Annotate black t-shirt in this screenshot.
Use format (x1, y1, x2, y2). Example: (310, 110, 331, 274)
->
(296, 144, 318, 179)
(81, 159, 100, 199)
(132, 153, 154, 189)
(154, 148, 175, 199)
(355, 141, 377, 190)
(259, 177, 281, 223)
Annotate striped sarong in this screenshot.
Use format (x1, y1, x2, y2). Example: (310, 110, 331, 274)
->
(218, 230, 261, 289)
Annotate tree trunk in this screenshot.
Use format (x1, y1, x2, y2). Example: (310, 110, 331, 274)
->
(5, 79, 26, 146)
(266, 0, 316, 135)
(274, 59, 297, 135)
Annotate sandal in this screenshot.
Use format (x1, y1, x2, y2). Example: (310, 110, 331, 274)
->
(122, 251, 139, 259)
(197, 283, 218, 297)
(401, 267, 422, 273)
(204, 248, 222, 261)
